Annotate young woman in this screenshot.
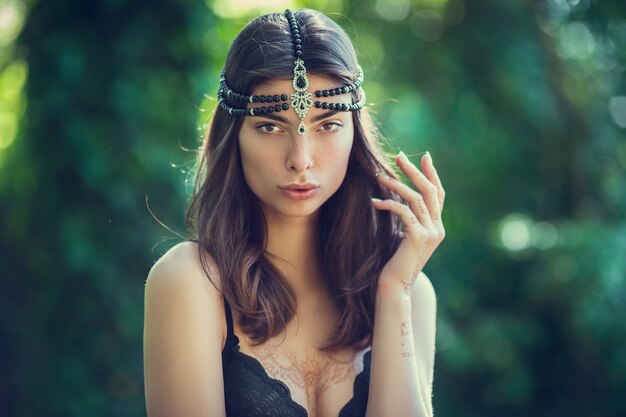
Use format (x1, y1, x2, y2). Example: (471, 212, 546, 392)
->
(144, 8, 445, 417)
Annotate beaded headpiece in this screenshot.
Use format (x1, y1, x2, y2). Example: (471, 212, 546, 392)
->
(217, 9, 366, 134)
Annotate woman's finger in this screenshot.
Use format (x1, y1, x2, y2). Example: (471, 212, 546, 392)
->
(396, 152, 441, 223)
(371, 198, 423, 234)
(420, 152, 445, 211)
(376, 174, 433, 228)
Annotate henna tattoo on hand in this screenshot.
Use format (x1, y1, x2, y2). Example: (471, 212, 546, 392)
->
(401, 281, 411, 296)
(401, 322, 409, 336)
(412, 261, 422, 284)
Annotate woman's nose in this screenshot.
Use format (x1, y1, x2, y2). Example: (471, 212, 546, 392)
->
(286, 136, 314, 173)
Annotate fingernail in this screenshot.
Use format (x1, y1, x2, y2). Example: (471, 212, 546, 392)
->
(425, 151, 432, 162)
(371, 198, 382, 203)
(398, 151, 409, 164)
(376, 171, 390, 179)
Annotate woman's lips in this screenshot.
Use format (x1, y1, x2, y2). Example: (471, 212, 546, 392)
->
(279, 187, 319, 200)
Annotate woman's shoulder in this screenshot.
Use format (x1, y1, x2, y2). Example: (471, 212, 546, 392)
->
(145, 241, 223, 327)
(145, 240, 223, 302)
(144, 240, 227, 348)
(143, 241, 228, 415)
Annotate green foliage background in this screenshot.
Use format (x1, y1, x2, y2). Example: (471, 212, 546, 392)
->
(1, 0, 625, 416)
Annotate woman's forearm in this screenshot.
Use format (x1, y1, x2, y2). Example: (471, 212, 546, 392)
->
(365, 280, 431, 417)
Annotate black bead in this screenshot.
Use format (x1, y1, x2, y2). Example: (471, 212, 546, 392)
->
(295, 50, 302, 57)
(281, 94, 288, 101)
(259, 107, 267, 114)
(274, 105, 281, 112)
(314, 101, 322, 108)
(341, 103, 348, 111)
(252, 96, 259, 102)
(322, 102, 328, 109)
(282, 103, 289, 110)
(328, 103, 335, 110)
(315, 91, 322, 98)
(335, 88, 342, 95)
(341, 87, 348, 94)
(259, 96, 266, 103)
(322, 90, 329, 97)
(267, 96, 274, 103)
(252, 108, 258, 116)
(266, 106, 273, 113)
(294, 39, 301, 44)
(273, 95, 280, 102)
(293, 33, 300, 39)
(329, 90, 335, 96)
(295, 44, 302, 50)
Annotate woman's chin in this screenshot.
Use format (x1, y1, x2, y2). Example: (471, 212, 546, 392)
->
(262, 200, 323, 220)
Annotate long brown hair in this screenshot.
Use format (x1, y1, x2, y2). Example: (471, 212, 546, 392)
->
(185, 9, 402, 352)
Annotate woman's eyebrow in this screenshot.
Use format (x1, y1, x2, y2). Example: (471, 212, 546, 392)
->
(310, 110, 340, 123)
(255, 110, 340, 125)
(256, 113, 289, 124)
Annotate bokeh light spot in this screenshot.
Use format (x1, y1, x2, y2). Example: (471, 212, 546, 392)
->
(0, 0, 26, 47)
(557, 21, 596, 59)
(531, 221, 559, 250)
(609, 96, 626, 128)
(499, 214, 532, 251)
(375, 0, 411, 22)
(410, 9, 444, 42)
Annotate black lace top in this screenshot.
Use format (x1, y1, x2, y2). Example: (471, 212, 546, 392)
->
(221, 299, 372, 417)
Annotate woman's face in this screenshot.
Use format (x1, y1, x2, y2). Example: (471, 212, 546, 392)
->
(238, 74, 355, 220)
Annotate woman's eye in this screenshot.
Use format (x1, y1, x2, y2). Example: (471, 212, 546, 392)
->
(257, 123, 280, 133)
(319, 122, 343, 132)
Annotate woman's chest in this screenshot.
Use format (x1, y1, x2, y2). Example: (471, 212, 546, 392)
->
(236, 340, 370, 417)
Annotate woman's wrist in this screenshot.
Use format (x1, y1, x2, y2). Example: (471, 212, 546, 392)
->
(376, 275, 412, 300)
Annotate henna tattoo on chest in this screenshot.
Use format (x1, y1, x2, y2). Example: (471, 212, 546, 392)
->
(238, 337, 370, 394)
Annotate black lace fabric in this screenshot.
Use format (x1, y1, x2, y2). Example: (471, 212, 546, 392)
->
(221, 300, 371, 417)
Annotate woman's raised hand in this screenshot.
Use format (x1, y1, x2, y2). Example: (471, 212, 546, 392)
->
(372, 151, 446, 295)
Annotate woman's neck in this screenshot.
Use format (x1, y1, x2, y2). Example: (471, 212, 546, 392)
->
(264, 210, 326, 301)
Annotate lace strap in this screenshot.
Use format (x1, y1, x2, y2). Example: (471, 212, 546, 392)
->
(223, 298, 240, 350)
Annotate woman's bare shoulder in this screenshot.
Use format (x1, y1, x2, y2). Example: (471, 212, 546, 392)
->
(146, 240, 222, 296)
(144, 241, 227, 416)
